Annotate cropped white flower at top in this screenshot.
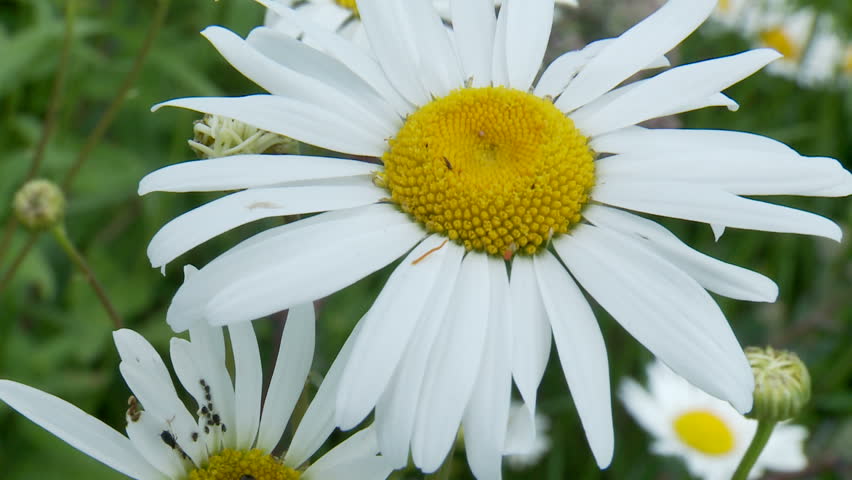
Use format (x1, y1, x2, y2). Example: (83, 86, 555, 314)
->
(620, 360, 808, 480)
(140, 0, 851, 477)
(0, 301, 393, 480)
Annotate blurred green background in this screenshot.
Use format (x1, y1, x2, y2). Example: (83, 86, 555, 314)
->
(0, 0, 849, 478)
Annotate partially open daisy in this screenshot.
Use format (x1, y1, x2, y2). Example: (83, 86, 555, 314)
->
(620, 360, 808, 479)
(0, 300, 393, 480)
(141, 0, 851, 476)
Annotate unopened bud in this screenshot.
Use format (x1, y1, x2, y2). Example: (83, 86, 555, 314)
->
(14, 179, 65, 230)
(189, 114, 298, 158)
(745, 346, 810, 422)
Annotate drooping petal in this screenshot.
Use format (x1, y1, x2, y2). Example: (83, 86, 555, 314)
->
(555, 224, 754, 413)
(256, 303, 316, 453)
(592, 180, 843, 241)
(373, 242, 465, 468)
(462, 258, 513, 480)
(146, 177, 386, 269)
(336, 235, 456, 431)
(583, 205, 778, 302)
(0, 380, 166, 480)
(506, 256, 551, 453)
(125, 412, 188, 479)
(187, 324, 237, 448)
(589, 126, 798, 156)
(154, 95, 387, 157)
(411, 253, 491, 473)
(451, 0, 496, 86)
(138, 155, 378, 194)
(534, 251, 614, 468)
(557, 0, 716, 112)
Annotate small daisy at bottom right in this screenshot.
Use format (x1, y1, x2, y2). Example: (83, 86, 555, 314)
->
(619, 359, 807, 480)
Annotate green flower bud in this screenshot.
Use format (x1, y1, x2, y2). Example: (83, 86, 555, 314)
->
(14, 179, 66, 231)
(188, 114, 298, 158)
(745, 346, 811, 422)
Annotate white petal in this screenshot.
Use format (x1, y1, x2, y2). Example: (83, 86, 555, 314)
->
(534, 251, 613, 468)
(337, 235, 455, 430)
(358, 0, 430, 106)
(168, 337, 214, 462)
(256, 0, 413, 117)
(583, 205, 778, 302)
(596, 150, 850, 197)
(554, 224, 754, 413)
(154, 95, 387, 157)
(125, 412, 187, 479)
(571, 49, 781, 137)
(557, 0, 717, 113)
(187, 324, 236, 447)
(589, 126, 798, 156)
(246, 27, 401, 126)
(411, 253, 491, 472)
(303, 427, 391, 480)
(505, 0, 553, 91)
(617, 378, 668, 437)
(462, 258, 513, 480)
(491, 0, 511, 86)
(592, 180, 843, 241)
(373, 242, 466, 468)
(166, 204, 427, 331)
(404, 0, 464, 97)
(452, 0, 496, 86)
(257, 303, 316, 452)
(506, 256, 551, 452)
(285, 322, 363, 468)
(0, 380, 166, 480)
(534, 50, 589, 99)
(139, 155, 379, 194)
(229, 322, 263, 450)
(146, 177, 385, 269)
(113, 330, 204, 465)
(202, 26, 397, 135)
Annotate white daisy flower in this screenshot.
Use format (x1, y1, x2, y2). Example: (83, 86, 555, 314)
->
(140, 0, 852, 477)
(0, 300, 393, 480)
(505, 402, 551, 470)
(264, 0, 578, 46)
(620, 360, 808, 480)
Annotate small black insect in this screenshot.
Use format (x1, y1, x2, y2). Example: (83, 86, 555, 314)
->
(191, 432, 199, 442)
(443, 156, 452, 170)
(160, 431, 177, 449)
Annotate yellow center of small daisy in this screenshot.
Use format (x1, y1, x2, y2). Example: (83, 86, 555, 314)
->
(380, 87, 595, 257)
(333, 0, 359, 15)
(759, 28, 801, 62)
(673, 410, 736, 456)
(188, 448, 300, 480)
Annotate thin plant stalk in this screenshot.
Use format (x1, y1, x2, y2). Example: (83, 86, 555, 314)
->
(0, 232, 40, 294)
(50, 226, 124, 329)
(731, 420, 777, 480)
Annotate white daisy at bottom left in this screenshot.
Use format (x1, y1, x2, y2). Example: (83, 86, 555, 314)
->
(0, 301, 393, 480)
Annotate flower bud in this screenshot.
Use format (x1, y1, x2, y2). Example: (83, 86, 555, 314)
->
(188, 114, 298, 158)
(14, 179, 65, 231)
(745, 346, 810, 422)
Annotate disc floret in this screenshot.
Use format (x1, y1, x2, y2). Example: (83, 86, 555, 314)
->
(381, 87, 595, 257)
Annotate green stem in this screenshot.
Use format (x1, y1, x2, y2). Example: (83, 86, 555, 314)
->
(731, 421, 777, 480)
(425, 441, 457, 480)
(0, 232, 40, 294)
(50, 225, 124, 329)
(61, 0, 171, 191)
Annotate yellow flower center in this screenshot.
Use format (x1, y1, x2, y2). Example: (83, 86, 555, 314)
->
(380, 87, 595, 257)
(759, 27, 801, 62)
(718, 0, 731, 12)
(334, 0, 359, 15)
(673, 410, 736, 456)
(188, 449, 300, 480)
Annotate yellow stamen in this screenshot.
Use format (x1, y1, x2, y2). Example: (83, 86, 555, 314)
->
(188, 448, 300, 480)
(759, 27, 801, 62)
(673, 410, 736, 456)
(381, 87, 595, 256)
(334, 0, 359, 15)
